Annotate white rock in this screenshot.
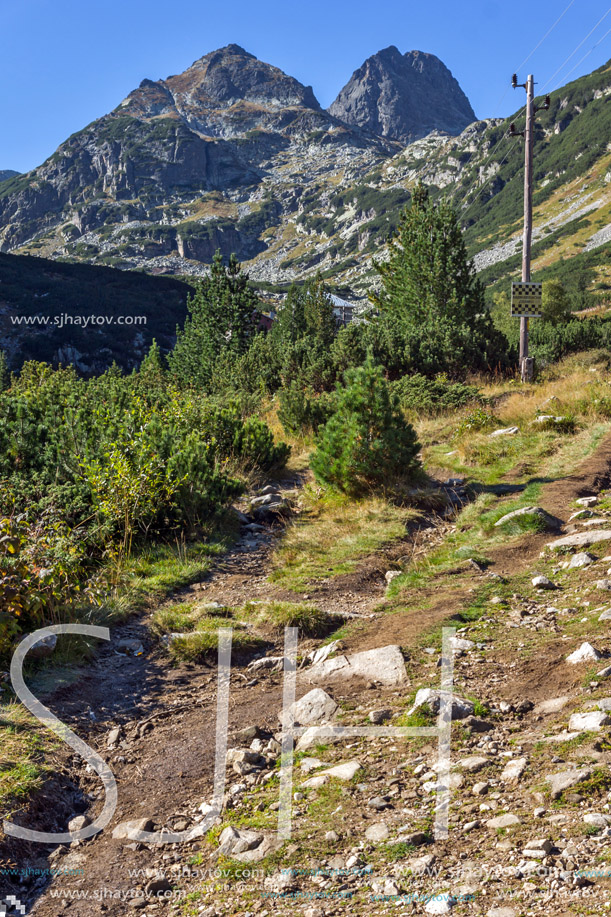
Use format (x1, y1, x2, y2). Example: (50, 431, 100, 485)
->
(501, 757, 528, 782)
(472, 782, 489, 795)
(533, 696, 569, 714)
(68, 815, 91, 833)
(385, 570, 401, 584)
(112, 818, 154, 840)
(547, 530, 611, 550)
(597, 579, 611, 590)
(306, 644, 407, 686)
(522, 837, 553, 857)
(306, 641, 340, 666)
(424, 895, 455, 915)
(450, 637, 475, 652)
(317, 760, 362, 781)
(296, 726, 345, 751)
(300, 757, 323, 773)
(583, 813, 610, 826)
(532, 574, 555, 589)
(248, 655, 283, 671)
(487, 909, 517, 917)
(568, 711, 611, 731)
(457, 756, 489, 773)
(576, 496, 598, 506)
(485, 813, 521, 829)
(301, 774, 329, 789)
(489, 426, 519, 437)
(281, 688, 337, 726)
(407, 854, 436, 874)
(566, 642, 602, 664)
(410, 689, 474, 720)
(546, 767, 592, 799)
(365, 822, 390, 842)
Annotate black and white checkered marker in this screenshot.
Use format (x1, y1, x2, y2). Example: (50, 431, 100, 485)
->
(511, 281, 542, 317)
(0, 896, 26, 916)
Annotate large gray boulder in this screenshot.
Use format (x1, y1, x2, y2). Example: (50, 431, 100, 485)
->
(216, 825, 280, 863)
(546, 767, 592, 799)
(306, 644, 407, 687)
(280, 688, 337, 726)
(547, 530, 611, 550)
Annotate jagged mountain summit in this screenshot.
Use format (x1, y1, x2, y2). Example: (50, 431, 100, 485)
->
(0, 44, 387, 262)
(329, 46, 476, 144)
(0, 44, 475, 266)
(121, 44, 324, 138)
(3, 45, 608, 305)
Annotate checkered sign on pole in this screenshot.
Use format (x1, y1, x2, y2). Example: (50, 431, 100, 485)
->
(511, 281, 542, 317)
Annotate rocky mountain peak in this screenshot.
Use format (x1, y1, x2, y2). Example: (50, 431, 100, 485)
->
(329, 47, 476, 144)
(121, 44, 321, 137)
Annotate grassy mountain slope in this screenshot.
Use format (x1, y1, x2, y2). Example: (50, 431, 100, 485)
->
(284, 59, 610, 297)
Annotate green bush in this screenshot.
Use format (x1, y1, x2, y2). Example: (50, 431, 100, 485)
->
(278, 382, 336, 435)
(528, 318, 611, 366)
(453, 407, 498, 438)
(392, 374, 483, 415)
(0, 362, 288, 549)
(311, 359, 420, 496)
(0, 516, 100, 656)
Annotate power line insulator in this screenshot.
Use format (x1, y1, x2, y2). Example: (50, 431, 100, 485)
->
(511, 73, 518, 88)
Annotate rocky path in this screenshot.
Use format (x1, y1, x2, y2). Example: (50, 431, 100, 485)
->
(5, 438, 611, 916)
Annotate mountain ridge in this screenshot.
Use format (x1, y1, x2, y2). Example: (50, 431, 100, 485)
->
(0, 50, 608, 306)
(328, 45, 476, 143)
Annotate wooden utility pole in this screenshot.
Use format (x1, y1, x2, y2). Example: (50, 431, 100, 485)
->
(510, 73, 548, 382)
(520, 74, 534, 381)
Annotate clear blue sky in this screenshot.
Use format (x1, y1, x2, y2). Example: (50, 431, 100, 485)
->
(2, 0, 610, 172)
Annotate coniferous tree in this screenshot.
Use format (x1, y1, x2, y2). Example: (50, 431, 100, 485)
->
(371, 183, 508, 377)
(169, 251, 258, 388)
(270, 274, 339, 393)
(311, 357, 420, 495)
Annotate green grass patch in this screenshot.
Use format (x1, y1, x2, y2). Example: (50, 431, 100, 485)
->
(117, 533, 235, 610)
(269, 488, 418, 592)
(165, 622, 265, 663)
(241, 600, 341, 637)
(0, 703, 57, 818)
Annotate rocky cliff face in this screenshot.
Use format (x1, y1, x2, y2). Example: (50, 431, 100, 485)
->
(0, 45, 383, 260)
(121, 44, 323, 137)
(329, 46, 476, 144)
(0, 49, 606, 306)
